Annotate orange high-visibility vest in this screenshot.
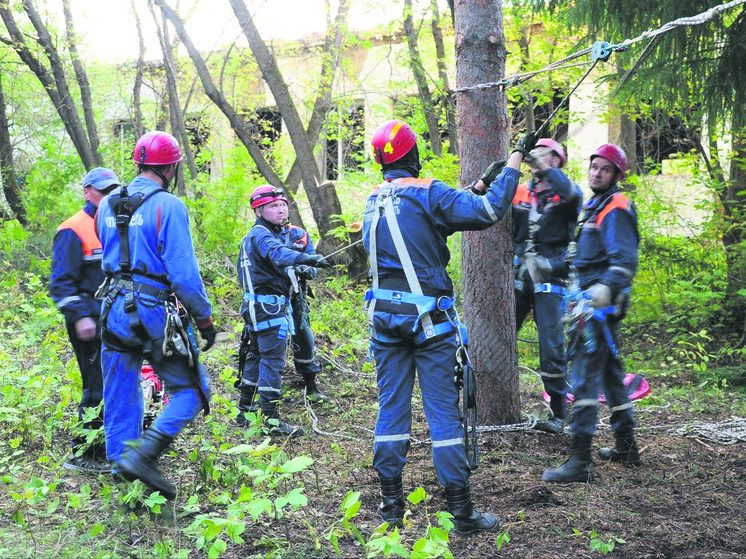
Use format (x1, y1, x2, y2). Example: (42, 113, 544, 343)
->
(58, 210, 102, 262)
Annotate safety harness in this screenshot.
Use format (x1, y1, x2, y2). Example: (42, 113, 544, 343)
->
(365, 179, 454, 343)
(237, 228, 295, 340)
(365, 178, 479, 469)
(564, 192, 633, 358)
(99, 183, 209, 412)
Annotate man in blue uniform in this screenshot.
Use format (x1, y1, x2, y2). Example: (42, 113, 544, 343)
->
(280, 223, 327, 402)
(363, 119, 533, 534)
(543, 144, 642, 483)
(50, 167, 120, 472)
(236, 185, 330, 435)
(96, 131, 217, 499)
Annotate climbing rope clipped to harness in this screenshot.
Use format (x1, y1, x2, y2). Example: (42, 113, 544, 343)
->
(454, 322, 479, 470)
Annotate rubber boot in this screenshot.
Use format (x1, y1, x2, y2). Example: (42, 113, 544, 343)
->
(236, 384, 258, 426)
(542, 434, 596, 483)
(598, 431, 642, 468)
(261, 404, 305, 438)
(116, 428, 176, 499)
(302, 373, 327, 403)
(444, 485, 498, 535)
(376, 476, 405, 527)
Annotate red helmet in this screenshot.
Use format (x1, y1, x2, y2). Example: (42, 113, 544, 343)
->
(371, 119, 417, 165)
(250, 185, 288, 209)
(535, 138, 567, 168)
(133, 131, 182, 166)
(590, 144, 627, 179)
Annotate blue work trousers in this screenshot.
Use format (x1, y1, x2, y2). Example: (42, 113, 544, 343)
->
(290, 294, 320, 377)
(241, 303, 290, 407)
(570, 317, 635, 437)
(101, 293, 210, 464)
(516, 285, 568, 417)
(370, 312, 469, 489)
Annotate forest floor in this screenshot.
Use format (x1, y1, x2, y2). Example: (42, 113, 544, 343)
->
(3, 325, 746, 558)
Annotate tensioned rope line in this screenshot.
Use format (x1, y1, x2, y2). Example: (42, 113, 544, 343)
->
(453, 0, 746, 95)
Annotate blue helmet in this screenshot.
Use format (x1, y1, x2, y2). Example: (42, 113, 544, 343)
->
(82, 167, 120, 191)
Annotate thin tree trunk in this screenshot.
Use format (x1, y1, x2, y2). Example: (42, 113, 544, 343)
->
(430, 0, 458, 157)
(62, 0, 102, 167)
(131, 0, 145, 138)
(404, 0, 442, 155)
(149, 2, 195, 196)
(455, 0, 520, 424)
(0, 74, 24, 225)
(152, 0, 284, 188)
(723, 112, 746, 328)
(0, 3, 96, 169)
(227, 0, 345, 244)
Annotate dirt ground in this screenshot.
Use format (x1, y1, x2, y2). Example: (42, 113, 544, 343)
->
(213, 358, 746, 559)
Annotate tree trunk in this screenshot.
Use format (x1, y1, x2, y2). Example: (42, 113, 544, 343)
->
(722, 112, 746, 329)
(131, 0, 145, 138)
(227, 0, 345, 246)
(430, 0, 458, 157)
(152, 0, 284, 188)
(62, 0, 102, 167)
(0, 2, 96, 169)
(455, 0, 520, 425)
(404, 0, 442, 156)
(149, 2, 195, 196)
(0, 74, 24, 225)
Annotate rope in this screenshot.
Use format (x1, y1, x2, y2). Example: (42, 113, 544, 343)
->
(453, 0, 746, 95)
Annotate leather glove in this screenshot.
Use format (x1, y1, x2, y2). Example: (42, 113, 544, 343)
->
(479, 159, 507, 188)
(199, 324, 218, 351)
(295, 264, 313, 279)
(518, 254, 553, 284)
(512, 132, 538, 158)
(305, 254, 331, 269)
(584, 284, 612, 309)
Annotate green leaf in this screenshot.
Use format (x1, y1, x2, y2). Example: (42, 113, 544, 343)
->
(246, 498, 273, 521)
(278, 455, 314, 473)
(408, 486, 427, 504)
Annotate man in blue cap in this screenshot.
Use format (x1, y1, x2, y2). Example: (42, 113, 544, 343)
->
(50, 167, 120, 473)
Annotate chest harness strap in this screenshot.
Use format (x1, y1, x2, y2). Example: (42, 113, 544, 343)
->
(365, 181, 452, 340)
(238, 233, 294, 339)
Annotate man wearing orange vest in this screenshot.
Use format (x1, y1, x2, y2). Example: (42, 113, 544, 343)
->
(50, 167, 121, 473)
(543, 144, 642, 483)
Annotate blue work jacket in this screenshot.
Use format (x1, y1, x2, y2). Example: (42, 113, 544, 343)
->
(96, 177, 212, 326)
(574, 185, 639, 297)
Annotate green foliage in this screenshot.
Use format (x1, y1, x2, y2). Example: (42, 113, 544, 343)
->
(573, 527, 626, 556)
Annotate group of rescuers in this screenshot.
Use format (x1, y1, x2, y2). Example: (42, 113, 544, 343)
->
(49, 118, 640, 534)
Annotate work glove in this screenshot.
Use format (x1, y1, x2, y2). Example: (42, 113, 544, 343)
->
(479, 159, 507, 189)
(518, 253, 553, 284)
(199, 324, 218, 351)
(512, 131, 538, 158)
(304, 254, 331, 269)
(584, 283, 612, 309)
(295, 264, 315, 280)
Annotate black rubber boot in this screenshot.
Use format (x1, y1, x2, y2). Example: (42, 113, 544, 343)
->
(376, 476, 405, 527)
(261, 404, 305, 438)
(538, 397, 567, 434)
(116, 428, 176, 499)
(542, 434, 596, 483)
(236, 384, 258, 426)
(444, 485, 498, 535)
(598, 431, 642, 468)
(302, 373, 328, 403)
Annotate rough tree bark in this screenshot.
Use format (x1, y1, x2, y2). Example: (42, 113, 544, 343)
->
(455, 0, 520, 424)
(0, 73, 24, 225)
(430, 0, 458, 157)
(403, 0, 442, 156)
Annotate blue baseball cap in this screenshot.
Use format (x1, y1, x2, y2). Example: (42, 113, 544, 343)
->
(82, 167, 120, 192)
